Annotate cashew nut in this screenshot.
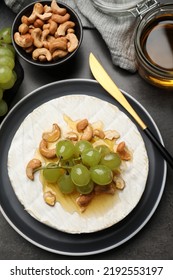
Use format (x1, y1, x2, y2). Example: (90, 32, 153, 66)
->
(66, 33, 78, 52)
(18, 23, 29, 35)
(48, 20, 58, 35)
(76, 192, 94, 212)
(65, 131, 78, 141)
(32, 48, 52, 61)
(93, 129, 105, 139)
(57, 21, 75, 36)
(94, 182, 116, 195)
(67, 28, 75, 34)
(48, 37, 67, 53)
(24, 45, 34, 53)
(116, 141, 131, 161)
(51, 0, 67, 15)
(39, 139, 57, 158)
(14, 32, 33, 48)
(31, 28, 43, 48)
(113, 176, 125, 190)
(104, 130, 120, 140)
(81, 125, 93, 141)
(36, 12, 52, 21)
(52, 50, 68, 60)
(43, 5, 52, 13)
(26, 158, 42, 180)
(76, 119, 88, 132)
(43, 191, 56, 206)
(33, 19, 44, 28)
(42, 123, 61, 142)
(52, 13, 70, 24)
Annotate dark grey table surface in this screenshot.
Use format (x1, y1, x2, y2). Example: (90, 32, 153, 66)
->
(0, 0, 173, 260)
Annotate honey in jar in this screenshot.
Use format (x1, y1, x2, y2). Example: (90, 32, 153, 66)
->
(135, 4, 173, 89)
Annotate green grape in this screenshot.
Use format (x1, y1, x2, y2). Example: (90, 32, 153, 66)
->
(90, 165, 113, 185)
(0, 99, 8, 116)
(0, 27, 12, 44)
(43, 163, 65, 183)
(95, 145, 110, 156)
(76, 180, 94, 194)
(60, 159, 74, 168)
(0, 43, 15, 55)
(58, 173, 75, 194)
(0, 47, 14, 59)
(71, 164, 90, 186)
(81, 148, 101, 167)
(56, 139, 75, 160)
(100, 152, 121, 170)
(0, 88, 3, 100)
(0, 56, 15, 70)
(75, 140, 92, 156)
(0, 70, 17, 90)
(0, 66, 12, 83)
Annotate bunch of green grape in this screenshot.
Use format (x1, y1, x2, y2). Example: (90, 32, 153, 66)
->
(42, 139, 122, 195)
(0, 27, 17, 117)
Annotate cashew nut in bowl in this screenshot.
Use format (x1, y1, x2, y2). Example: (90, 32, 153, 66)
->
(42, 123, 61, 142)
(36, 12, 52, 21)
(48, 37, 67, 53)
(26, 158, 42, 180)
(48, 20, 58, 35)
(18, 23, 29, 35)
(51, 0, 67, 15)
(32, 48, 52, 61)
(52, 13, 70, 24)
(56, 21, 75, 36)
(39, 139, 57, 158)
(66, 33, 79, 53)
(31, 28, 43, 48)
(33, 18, 44, 28)
(14, 32, 33, 48)
(52, 50, 68, 60)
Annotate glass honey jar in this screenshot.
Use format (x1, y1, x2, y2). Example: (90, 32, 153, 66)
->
(91, 0, 173, 89)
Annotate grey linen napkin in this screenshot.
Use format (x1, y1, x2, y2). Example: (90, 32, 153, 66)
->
(4, 0, 138, 72)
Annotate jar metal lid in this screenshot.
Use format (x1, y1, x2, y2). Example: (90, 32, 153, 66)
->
(91, 0, 159, 17)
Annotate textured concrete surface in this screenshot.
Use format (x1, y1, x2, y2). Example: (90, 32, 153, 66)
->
(0, 0, 173, 260)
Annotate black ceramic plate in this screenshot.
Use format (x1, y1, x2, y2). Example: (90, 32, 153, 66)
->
(0, 79, 167, 256)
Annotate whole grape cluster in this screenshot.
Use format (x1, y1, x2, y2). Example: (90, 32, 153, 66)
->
(0, 27, 17, 116)
(42, 139, 122, 195)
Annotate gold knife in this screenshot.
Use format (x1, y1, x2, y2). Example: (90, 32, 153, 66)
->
(89, 52, 173, 169)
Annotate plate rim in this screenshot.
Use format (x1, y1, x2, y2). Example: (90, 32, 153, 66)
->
(0, 78, 167, 256)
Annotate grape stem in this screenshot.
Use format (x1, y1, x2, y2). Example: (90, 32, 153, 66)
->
(33, 156, 82, 174)
(33, 162, 72, 173)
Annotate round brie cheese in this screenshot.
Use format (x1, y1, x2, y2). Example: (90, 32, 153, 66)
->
(8, 95, 149, 233)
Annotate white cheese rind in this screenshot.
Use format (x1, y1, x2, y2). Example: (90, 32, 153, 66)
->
(8, 95, 149, 233)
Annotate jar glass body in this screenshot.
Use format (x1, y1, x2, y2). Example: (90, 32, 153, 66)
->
(91, 0, 146, 16)
(135, 3, 173, 89)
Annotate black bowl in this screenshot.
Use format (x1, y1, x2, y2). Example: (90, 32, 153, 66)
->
(11, 1, 83, 67)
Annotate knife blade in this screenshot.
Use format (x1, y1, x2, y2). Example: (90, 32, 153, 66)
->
(89, 52, 173, 169)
